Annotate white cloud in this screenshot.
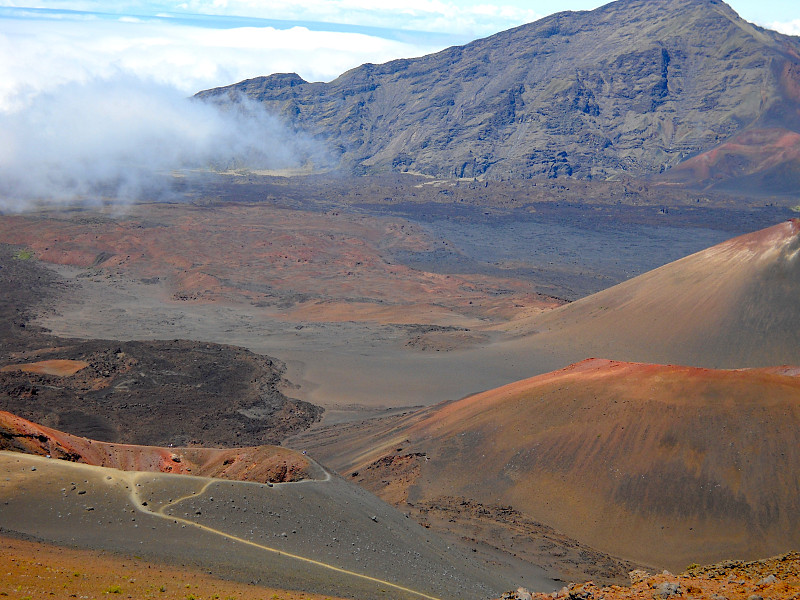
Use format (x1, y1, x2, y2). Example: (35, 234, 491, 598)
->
(0, 7, 453, 208)
(1, 1, 542, 37)
(0, 2, 544, 209)
(0, 15, 444, 111)
(769, 19, 800, 36)
(0, 77, 333, 209)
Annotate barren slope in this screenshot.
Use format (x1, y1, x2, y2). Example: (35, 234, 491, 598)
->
(502, 219, 800, 368)
(0, 535, 354, 600)
(1, 450, 554, 599)
(295, 359, 800, 572)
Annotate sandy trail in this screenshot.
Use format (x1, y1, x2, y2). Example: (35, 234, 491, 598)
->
(122, 468, 443, 600)
(1, 452, 533, 599)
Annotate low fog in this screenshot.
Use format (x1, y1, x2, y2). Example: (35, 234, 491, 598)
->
(0, 77, 333, 211)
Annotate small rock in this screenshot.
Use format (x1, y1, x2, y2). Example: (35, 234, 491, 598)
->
(516, 588, 532, 600)
(656, 582, 681, 598)
(370, 515, 378, 522)
(747, 595, 763, 600)
(629, 570, 651, 584)
(758, 575, 777, 585)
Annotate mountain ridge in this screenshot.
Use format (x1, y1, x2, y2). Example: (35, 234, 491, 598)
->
(198, 0, 800, 185)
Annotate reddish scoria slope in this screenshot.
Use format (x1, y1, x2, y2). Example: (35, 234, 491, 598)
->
(503, 219, 800, 368)
(0, 410, 317, 482)
(659, 128, 800, 193)
(304, 359, 800, 571)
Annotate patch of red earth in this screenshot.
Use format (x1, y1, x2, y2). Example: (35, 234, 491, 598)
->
(0, 358, 89, 376)
(667, 128, 800, 182)
(0, 203, 562, 324)
(0, 410, 315, 483)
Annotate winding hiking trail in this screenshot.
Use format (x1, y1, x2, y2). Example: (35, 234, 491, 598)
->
(120, 466, 443, 600)
(1, 452, 445, 600)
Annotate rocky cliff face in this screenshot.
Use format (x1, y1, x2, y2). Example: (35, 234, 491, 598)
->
(198, 0, 800, 182)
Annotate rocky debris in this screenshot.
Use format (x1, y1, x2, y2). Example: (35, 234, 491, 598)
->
(502, 587, 532, 600)
(655, 582, 681, 598)
(512, 552, 799, 600)
(629, 570, 651, 584)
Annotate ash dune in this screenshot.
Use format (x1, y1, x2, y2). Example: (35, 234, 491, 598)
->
(0, 410, 319, 483)
(295, 359, 800, 572)
(500, 219, 800, 369)
(0, 448, 552, 600)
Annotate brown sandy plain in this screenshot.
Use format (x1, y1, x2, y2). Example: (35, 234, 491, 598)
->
(0, 200, 564, 420)
(3, 209, 797, 423)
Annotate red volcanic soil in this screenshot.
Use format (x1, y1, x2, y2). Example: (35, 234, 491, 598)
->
(661, 128, 800, 191)
(0, 358, 88, 376)
(296, 359, 800, 572)
(0, 410, 318, 483)
(504, 219, 800, 368)
(0, 202, 560, 325)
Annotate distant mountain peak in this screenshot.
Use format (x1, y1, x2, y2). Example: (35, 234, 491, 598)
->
(198, 0, 800, 186)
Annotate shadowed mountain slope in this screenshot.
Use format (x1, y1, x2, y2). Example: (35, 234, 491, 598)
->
(198, 0, 800, 185)
(297, 359, 800, 571)
(499, 219, 800, 369)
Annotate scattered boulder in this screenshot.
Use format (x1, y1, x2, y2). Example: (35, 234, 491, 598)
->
(656, 581, 681, 598)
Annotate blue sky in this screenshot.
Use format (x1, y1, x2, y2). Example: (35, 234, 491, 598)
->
(1, 0, 799, 108)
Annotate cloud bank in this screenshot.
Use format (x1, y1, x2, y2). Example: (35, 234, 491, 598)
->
(2, 1, 544, 38)
(770, 19, 800, 36)
(0, 12, 448, 109)
(0, 9, 448, 211)
(0, 78, 332, 211)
